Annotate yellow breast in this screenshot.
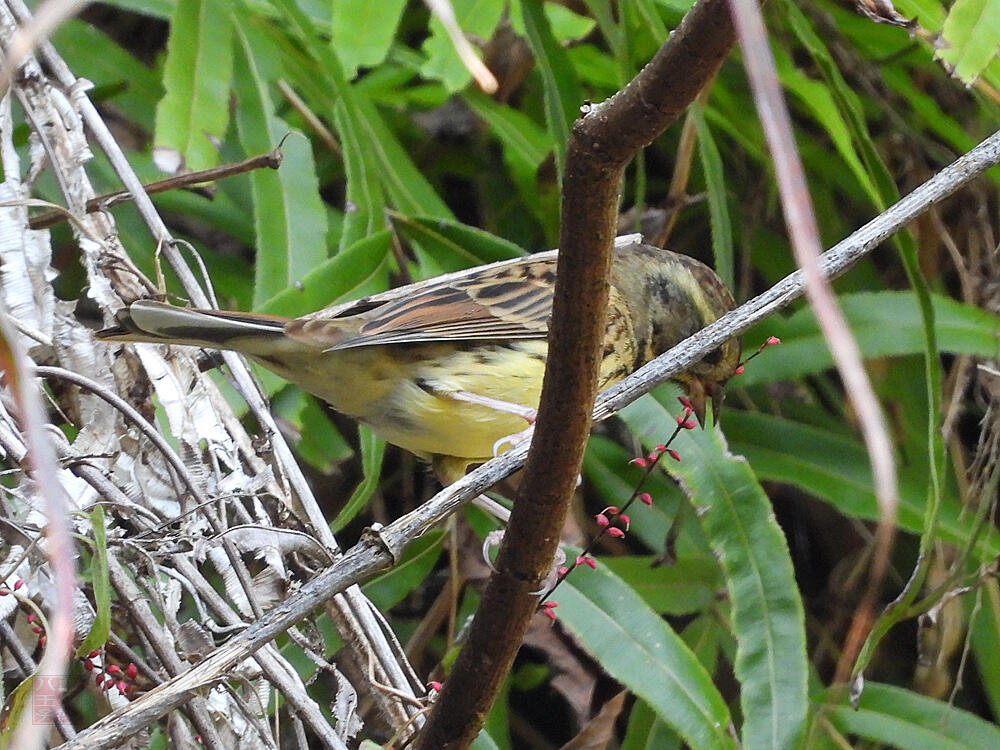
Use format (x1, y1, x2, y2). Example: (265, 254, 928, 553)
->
(252, 336, 635, 463)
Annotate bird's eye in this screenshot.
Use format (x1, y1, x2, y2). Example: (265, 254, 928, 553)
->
(704, 347, 724, 365)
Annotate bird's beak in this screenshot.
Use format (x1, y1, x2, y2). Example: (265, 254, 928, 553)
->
(687, 378, 726, 428)
(687, 378, 708, 428)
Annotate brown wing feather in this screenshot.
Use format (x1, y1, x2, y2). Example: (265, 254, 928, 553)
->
(287, 256, 557, 350)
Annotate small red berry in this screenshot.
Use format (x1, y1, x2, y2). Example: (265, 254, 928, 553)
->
(106, 664, 120, 675)
(26, 612, 34, 623)
(667, 449, 681, 461)
(126, 663, 138, 679)
(639, 493, 653, 505)
(608, 527, 625, 538)
(83, 659, 94, 672)
(428, 681, 443, 692)
(678, 396, 692, 409)
(116, 680, 127, 694)
(734, 364, 745, 375)
(767, 336, 780, 346)
(557, 566, 569, 577)
(630, 457, 648, 468)
(88, 649, 101, 658)
(595, 513, 610, 528)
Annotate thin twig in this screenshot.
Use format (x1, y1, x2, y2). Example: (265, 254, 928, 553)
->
(27, 147, 284, 230)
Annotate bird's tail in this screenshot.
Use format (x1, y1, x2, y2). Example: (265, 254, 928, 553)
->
(96, 300, 289, 354)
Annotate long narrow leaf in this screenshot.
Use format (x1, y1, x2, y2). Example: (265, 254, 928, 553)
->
(621, 394, 809, 750)
(233, 22, 328, 306)
(155, 0, 234, 171)
(556, 558, 734, 749)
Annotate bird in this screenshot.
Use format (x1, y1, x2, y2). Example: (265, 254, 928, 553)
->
(97, 236, 741, 484)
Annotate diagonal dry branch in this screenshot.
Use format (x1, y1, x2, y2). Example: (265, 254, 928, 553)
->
(53, 120, 1000, 750)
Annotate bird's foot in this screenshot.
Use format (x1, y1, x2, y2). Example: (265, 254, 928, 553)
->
(447, 390, 538, 422)
(492, 425, 535, 457)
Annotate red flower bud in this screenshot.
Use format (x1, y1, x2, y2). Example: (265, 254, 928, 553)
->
(767, 336, 780, 345)
(735, 364, 745, 375)
(630, 457, 648, 468)
(106, 664, 120, 675)
(84, 659, 94, 672)
(595, 513, 610, 528)
(639, 493, 653, 506)
(668, 449, 681, 461)
(126, 663, 138, 679)
(608, 527, 625, 538)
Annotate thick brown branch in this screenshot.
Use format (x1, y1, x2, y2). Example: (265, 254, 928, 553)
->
(413, 1, 739, 747)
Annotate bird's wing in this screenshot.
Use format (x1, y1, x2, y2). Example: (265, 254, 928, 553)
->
(286, 255, 558, 349)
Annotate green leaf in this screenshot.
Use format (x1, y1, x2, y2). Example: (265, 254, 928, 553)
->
(821, 682, 1000, 749)
(52, 21, 164, 133)
(773, 45, 881, 207)
(77, 505, 111, 657)
(363, 530, 445, 611)
(556, 558, 734, 749)
(470, 729, 501, 750)
(0, 673, 35, 746)
(583, 434, 689, 553)
(99, 0, 174, 17)
(724, 411, 996, 554)
(621, 396, 809, 750)
(263, 0, 452, 224)
(741, 291, 1000, 386)
(331, 426, 385, 532)
(421, 0, 505, 92)
(463, 90, 551, 211)
(518, 0, 583, 179)
(601, 555, 721, 615)
(622, 698, 682, 750)
(155, 0, 234, 171)
(970, 581, 1000, 719)
(233, 22, 328, 307)
(331, 0, 408, 77)
(692, 107, 734, 290)
(939, 0, 1000, 84)
(389, 214, 525, 275)
(259, 231, 393, 318)
(270, 389, 353, 471)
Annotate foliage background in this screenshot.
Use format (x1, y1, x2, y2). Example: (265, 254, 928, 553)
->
(6, 0, 1000, 746)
